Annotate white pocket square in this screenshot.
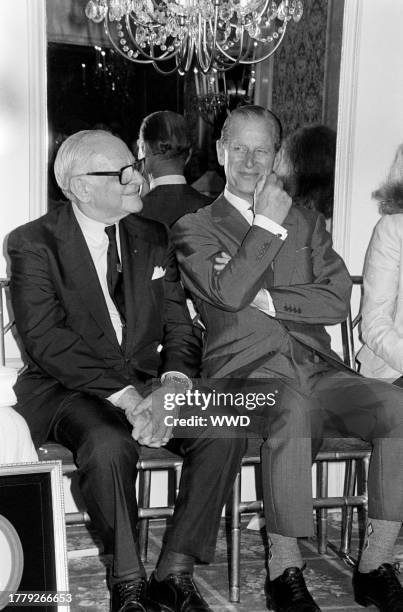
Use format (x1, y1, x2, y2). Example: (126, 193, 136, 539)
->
(152, 266, 166, 280)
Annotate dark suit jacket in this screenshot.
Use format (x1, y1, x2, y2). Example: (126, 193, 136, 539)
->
(8, 203, 201, 445)
(172, 194, 352, 378)
(141, 183, 212, 227)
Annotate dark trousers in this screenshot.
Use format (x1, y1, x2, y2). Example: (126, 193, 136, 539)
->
(50, 391, 245, 581)
(247, 371, 403, 537)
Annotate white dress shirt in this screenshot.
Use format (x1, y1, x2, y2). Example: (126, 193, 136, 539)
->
(72, 203, 124, 344)
(149, 175, 187, 190)
(72, 203, 191, 404)
(224, 187, 288, 316)
(72, 203, 130, 405)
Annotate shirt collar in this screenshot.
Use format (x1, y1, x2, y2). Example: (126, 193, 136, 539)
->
(224, 186, 253, 215)
(149, 175, 187, 190)
(72, 202, 116, 244)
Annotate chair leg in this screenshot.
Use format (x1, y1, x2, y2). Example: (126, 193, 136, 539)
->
(229, 470, 241, 603)
(174, 464, 182, 499)
(340, 459, 357, 557)
(316, 460, 329, 554)
(356, 456, 370, 557)
(138, 469, 151, 563)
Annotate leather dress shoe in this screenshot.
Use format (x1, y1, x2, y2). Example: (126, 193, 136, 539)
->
(353, 563, 403, 611)
(111, 578, 161, 612)
(265, 566, 321, 611)
(148, 572, 212, 612)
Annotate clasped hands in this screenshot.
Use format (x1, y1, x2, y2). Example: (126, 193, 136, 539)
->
(117, 386, 179, 448)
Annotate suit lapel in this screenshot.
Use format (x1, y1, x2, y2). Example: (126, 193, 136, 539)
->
(119, 221, 139, 353)
(211, 195, 299, 286)
(211, 195, 251, 247)
(54, 205, 120, 350)
(119, 216, 162, 355)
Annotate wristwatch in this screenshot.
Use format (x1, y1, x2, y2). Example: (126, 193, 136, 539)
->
(161, 371, 193, 391)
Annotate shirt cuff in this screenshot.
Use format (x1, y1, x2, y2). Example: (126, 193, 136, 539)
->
(262, 289, 276, 316)
(253, 214, 288, 240)
(107, 385, 134, 406)
(161, 371, 193, 391)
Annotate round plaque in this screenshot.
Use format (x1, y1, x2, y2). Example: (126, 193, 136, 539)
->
(0, 514, 24, 610)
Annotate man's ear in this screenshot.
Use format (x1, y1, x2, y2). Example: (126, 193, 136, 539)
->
(216, 139, 225, 167)
(70, 176, 92, 203)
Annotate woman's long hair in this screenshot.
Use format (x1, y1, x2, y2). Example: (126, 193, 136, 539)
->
(372, 144, 403, 214)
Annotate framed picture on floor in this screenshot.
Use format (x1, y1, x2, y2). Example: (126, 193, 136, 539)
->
(0, 461, 69, 612)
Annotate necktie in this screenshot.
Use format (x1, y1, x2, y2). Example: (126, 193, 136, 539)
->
(105, 225, 126, 323)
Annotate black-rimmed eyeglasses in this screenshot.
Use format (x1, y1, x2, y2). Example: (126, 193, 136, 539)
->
(74, 160, 144, 185)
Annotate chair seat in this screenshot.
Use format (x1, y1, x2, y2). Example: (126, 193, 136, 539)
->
(240, 437, 371, 462)
(37, 441, 182, 471)
(38, 442, 74, 464)
(319, 438, 371, 452)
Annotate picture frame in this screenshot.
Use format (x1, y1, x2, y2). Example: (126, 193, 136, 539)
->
(0, 461, 69, 612)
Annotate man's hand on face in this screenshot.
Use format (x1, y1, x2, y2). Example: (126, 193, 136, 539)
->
(254, 172, 292, 226)
(129, 385, 179, 448)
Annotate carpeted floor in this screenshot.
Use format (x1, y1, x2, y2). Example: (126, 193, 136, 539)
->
(67, 515, 403, 611)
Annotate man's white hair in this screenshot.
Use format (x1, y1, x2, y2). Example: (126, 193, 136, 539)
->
(54, 129, 114, 200)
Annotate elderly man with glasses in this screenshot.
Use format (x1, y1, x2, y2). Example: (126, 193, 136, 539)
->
(7, 129, 245, 612)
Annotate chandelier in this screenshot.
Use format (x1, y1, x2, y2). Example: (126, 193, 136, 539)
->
(85, 0, 303, 75)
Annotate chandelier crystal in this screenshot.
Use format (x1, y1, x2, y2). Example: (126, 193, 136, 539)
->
(85, 0, 303, 74)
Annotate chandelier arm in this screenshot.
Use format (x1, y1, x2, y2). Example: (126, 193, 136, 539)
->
(151, 60, 179, 76)
(175, 30, 195, 74)
(196, 6, 218, 73)
(124, 13, 180, 63)
(214, 17, 288, 67)
(240, 0, 271, 30)
(255, 0, 271, 21)
(102, 18, 155, 64)
(236, 24, 288, 65)
(214, 26, 247, 65)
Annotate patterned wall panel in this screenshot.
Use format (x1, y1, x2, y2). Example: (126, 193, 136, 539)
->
(272, 0, 329, 135)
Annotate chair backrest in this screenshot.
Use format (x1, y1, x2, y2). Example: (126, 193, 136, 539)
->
(0, 278, 11, 367)
(340, 276, 363, 370)
(0, 276, 364, 369)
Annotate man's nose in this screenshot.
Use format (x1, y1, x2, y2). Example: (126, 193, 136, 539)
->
(244, 150, 255, 168)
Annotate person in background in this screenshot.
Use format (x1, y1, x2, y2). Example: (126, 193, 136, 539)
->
(138, 110, 212, 227)
(276, 124, 336, 231)
(191, 143, 225, 199)
(7, 129, 245, 612)
(173, 105, 403, 612)
(357, 143, 403, 387)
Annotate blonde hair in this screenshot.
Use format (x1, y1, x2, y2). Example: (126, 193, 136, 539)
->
(372, 143, 403, 214)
